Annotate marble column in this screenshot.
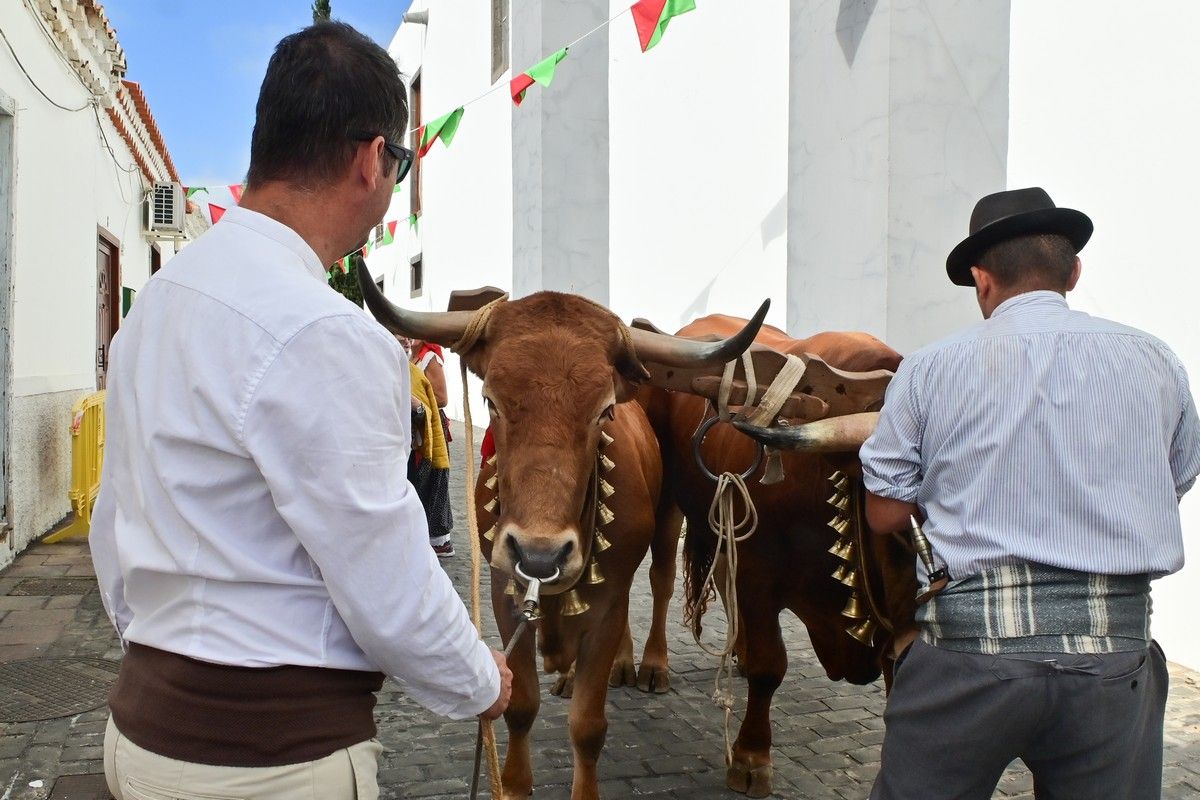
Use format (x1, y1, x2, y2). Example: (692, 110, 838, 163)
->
(511, 0, 609, 304)
(786, 0, 1010, 353)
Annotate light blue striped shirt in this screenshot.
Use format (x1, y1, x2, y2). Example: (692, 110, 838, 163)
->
(861, 291, 1200, 578)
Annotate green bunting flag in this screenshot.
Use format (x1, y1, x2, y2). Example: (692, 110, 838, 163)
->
(383, 220, 398, 245)
(510, 48, 569, 106)
(417, 107, 465, 157)
(631, 0, 696, 52)
(393, 182, 404, 194)
(408, 213, 419, 230)
(185, 186, 207, 198)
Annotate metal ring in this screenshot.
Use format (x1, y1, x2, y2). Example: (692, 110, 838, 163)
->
(514, 563, 561, 585)
(691, 415, 765, 483)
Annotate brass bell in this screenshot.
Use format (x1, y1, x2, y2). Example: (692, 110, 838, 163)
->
(600, 479, 615, 498)
(831, 476, 850, 493)
(485, 474, 497, 491)
(600, 431, 614, 447)
(486, 455, 497, 469)
(842, 591, 866, 619)
(827, 493, 849, 512)
(560, 589, 590, 616)
(504, 579, 517, 596)
(482, 524, 497, 542)
(839, 567, 859, 588)
(484, 498, 498, 515)
(585, 559, 605, 585)
(600, 454, 616, 472)
(594, 530, 612, 552)
(827, 515, 851, 536)
(827, 470, 847, 483)
(597, 503, 616, 527)
(846, 618, 877, 646)
(828, 539, 854, 561)
(831, 564, 850, 583)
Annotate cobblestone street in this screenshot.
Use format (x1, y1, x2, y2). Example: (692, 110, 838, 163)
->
(1, 426, 1198, 799)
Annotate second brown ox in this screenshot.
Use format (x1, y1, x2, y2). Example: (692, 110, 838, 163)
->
(641, 315, 918, 798)
(357, 269, 766, 800)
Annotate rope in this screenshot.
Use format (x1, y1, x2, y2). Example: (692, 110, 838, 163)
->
(452, 295, 509, 356)
(460, 359, 504, 799)
(694, 471, 758, 767)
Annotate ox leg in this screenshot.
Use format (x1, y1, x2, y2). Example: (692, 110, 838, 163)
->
(638, 499, 681, 693)
(609, 625, 637, 688)
(727, 606, 785, 798)
(491, 569, 539, 800)
(567, 603, 628, 800)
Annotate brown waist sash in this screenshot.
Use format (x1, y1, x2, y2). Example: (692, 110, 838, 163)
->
(109, 642, 385, 767)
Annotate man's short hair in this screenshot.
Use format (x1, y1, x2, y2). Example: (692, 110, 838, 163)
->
(247, 22, 408, 188)
(978, 233, 1078, 290)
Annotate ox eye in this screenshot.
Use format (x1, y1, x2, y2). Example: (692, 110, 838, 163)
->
(600, 404, 615, 423)
(484, 397, 498, 416)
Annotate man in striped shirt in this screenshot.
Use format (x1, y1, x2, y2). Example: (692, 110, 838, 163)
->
(861, 187, 1200, 799)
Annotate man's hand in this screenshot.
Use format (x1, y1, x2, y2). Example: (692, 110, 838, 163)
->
(480, 649, 513, 721)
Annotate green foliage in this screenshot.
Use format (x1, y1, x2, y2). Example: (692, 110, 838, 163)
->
(312, 0, 332, 23)
(328, 253, 365, 307)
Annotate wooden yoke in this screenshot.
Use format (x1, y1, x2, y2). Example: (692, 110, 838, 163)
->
(630, 319, 893, 423)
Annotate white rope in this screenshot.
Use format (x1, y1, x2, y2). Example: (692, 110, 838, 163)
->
(460, 361, 504, 799)
(742, 353, 807, 428)
(694, 471, 758, 766)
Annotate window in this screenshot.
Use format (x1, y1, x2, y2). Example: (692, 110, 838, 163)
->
(150, 244, 161, 275)
(372, 222, 384, 245)
(410, 72, 422, 220)
(491, 0, 510, 84)
(375, 276, 384, 294)
(410, 253, 423, 298)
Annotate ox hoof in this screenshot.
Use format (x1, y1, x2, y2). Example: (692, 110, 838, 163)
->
(636, 663, 671, 694)
(550, 670, 575, 698)
(609, 658, 637, 688)
(726, 761, 773, 798)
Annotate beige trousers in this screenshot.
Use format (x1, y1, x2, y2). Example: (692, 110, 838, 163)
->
(104, 718, 382, 800)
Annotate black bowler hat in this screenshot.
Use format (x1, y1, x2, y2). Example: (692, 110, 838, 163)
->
(946, 187, 1093, 287)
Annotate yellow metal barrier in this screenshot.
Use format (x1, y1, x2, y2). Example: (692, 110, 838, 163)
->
(45, 390, 106, 542)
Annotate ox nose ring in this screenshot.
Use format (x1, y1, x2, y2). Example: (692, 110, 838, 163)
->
(514, 564, 560, 622)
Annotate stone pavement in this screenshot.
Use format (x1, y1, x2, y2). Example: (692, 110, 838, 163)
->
(0, 427, 1197, 798)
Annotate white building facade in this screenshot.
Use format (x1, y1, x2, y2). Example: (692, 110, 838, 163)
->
(0, 0, 201, 569)
(373, 1, 1200, 668)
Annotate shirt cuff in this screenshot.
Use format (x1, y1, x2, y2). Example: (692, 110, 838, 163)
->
(443, 639, 502, 721)
(862, 473, 919, 504)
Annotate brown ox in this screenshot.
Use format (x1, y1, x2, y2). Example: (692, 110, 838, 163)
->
(357, 273, 765, 800)
(641, 315, 918, 798)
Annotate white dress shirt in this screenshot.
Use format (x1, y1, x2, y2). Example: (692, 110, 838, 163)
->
(89, 206, 498, 720)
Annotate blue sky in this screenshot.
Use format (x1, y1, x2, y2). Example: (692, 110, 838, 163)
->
(102, 1, 412, 193)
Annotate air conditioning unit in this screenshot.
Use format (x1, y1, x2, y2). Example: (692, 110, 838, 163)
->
(144, 181, 185, 236)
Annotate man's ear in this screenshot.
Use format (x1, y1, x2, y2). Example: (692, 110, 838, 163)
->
(1066, 256, 1082, 292)
(354, 137, 387, 189)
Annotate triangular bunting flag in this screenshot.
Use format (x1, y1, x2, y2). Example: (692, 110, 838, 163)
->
(418, 107, 465, 157)
(631, 0, 695, 52)
(208, 203, 226, 224)
(185, 186, 206, 198)
(229, 184, 244, 203)
(340, 256, 352, 273)
(393, 182, 404, 194)
(408, 214, 418, 228)
(382, 220, 398, 245)
(510, 48, 569, 106)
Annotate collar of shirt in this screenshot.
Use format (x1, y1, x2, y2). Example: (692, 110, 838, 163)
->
(991, 290, 1068, 320)
(222, 206, 328, 283)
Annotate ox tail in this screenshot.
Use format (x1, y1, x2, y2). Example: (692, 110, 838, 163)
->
(682, 514, 719, 639)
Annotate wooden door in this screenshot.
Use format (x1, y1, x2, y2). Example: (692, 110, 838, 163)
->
(96, 231, 119, 389)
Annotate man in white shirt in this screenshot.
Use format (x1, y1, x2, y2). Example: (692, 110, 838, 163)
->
(90, 22, 510, 800)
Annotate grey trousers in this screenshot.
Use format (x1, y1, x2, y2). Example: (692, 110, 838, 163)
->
(871, 638, 1168, 800)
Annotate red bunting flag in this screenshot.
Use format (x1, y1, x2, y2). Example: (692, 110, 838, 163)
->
(383, 220, 398, 245)
(631, 0, 696, 52)
(208, 203, 226, 224)
(228, 184, 244, 203)
(510, 48, 569, 106)
(417, 107, 465, 157)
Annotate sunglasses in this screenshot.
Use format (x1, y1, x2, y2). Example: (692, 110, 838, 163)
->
(351, 132, 414, 184)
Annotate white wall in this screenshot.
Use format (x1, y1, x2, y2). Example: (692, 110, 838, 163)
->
(1008, 0, 1200, 669)
(609, 0, 788, 334)
(0, 3, 173, 562)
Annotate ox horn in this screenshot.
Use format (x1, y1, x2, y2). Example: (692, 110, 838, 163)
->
(628, 299, 770, 367)
(732, 412, 881, 453)
(356, 256, 479, 346)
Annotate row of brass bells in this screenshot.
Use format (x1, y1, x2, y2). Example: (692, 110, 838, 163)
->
(826, 470, 877, 646)
(566, 432, 618, 617)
